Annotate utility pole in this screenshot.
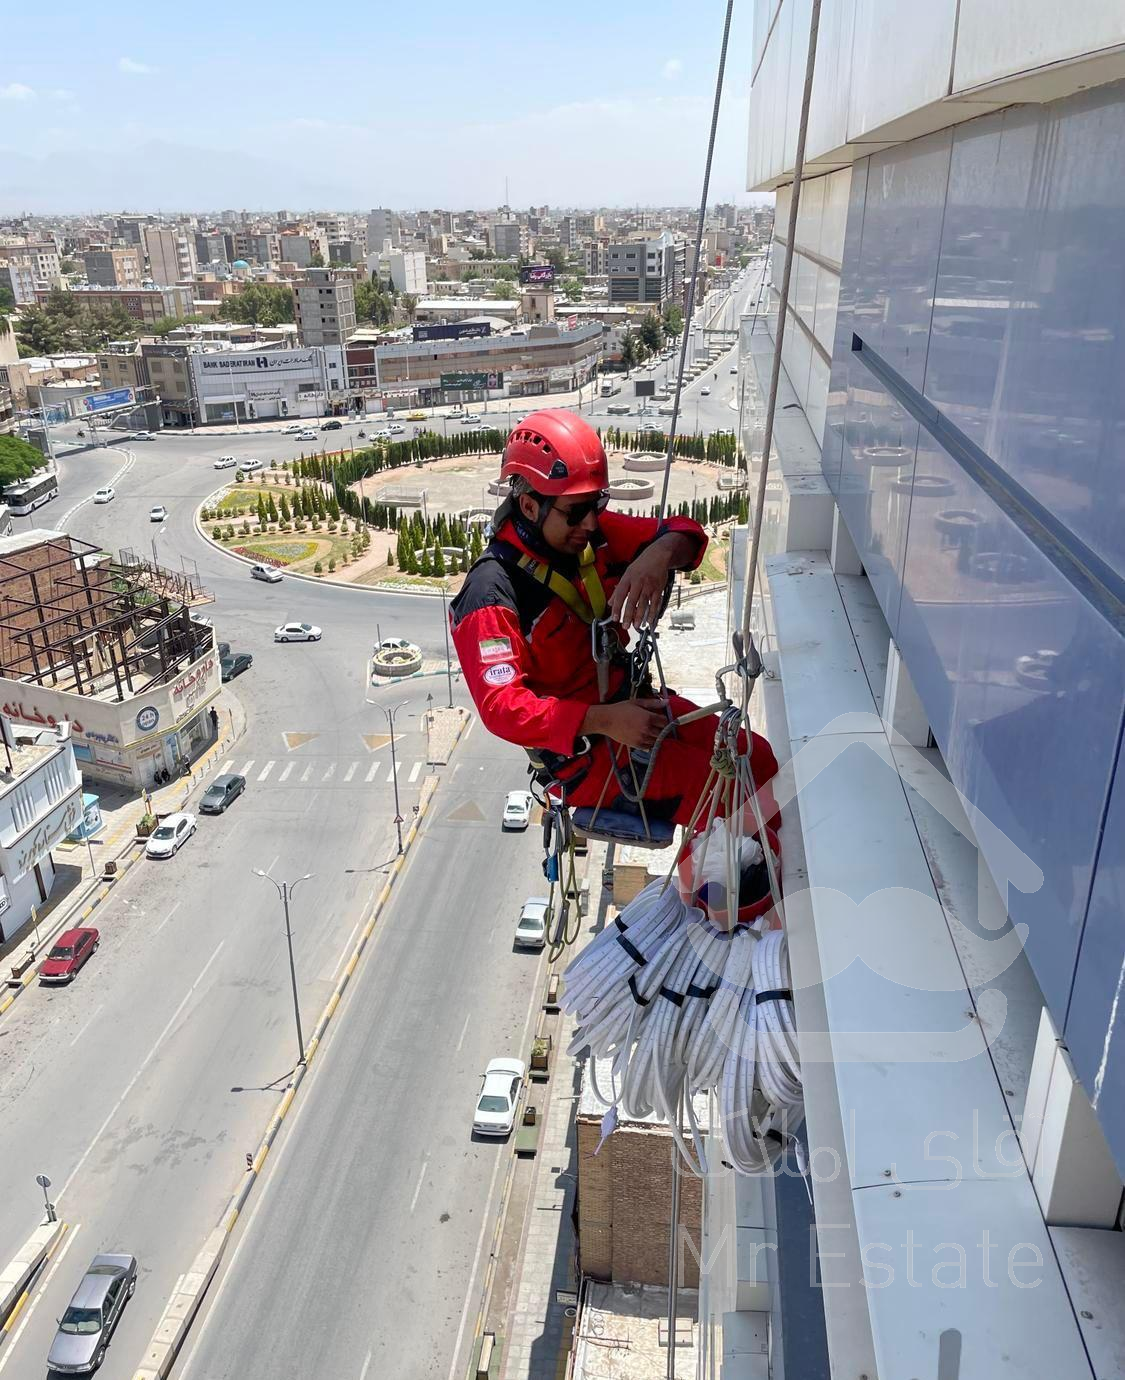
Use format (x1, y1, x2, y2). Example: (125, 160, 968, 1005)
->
(382, 700, 409, 853)
(441, 582, 454, 709)
(252, 869, 312, 1065)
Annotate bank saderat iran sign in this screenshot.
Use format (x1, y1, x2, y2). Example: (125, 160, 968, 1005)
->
(198, 351, 317, 376)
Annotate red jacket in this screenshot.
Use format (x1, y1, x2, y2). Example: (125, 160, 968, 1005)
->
(451, 510, 706, 756)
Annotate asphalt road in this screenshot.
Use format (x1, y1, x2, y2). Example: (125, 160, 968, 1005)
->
(171, 723, 548, 1380)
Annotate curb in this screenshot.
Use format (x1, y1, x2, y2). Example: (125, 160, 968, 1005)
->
(426, 706, 470, 766)
(131, 763, 452, 1380)
(0, 1219, 67, 1342)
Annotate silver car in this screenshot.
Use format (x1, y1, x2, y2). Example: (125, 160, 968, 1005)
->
(47, 1253, 137, 1373)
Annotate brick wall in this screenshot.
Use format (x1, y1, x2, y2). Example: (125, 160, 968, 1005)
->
(577, 1116, 703, 1288)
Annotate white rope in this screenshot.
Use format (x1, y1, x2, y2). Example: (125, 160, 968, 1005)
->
(563, 878, 802, 1176)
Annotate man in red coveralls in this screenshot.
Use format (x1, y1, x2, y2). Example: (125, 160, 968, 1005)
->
(450, 408, 779, 830)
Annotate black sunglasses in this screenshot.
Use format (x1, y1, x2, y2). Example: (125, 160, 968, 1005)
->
(553, 490, 610, 527)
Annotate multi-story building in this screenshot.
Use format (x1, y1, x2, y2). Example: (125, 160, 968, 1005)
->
(0, 257, 37, 304)
(231, 231, 280, 267)
(584, 238, 610, 277)
(188, 343, 346, 423)
(685, 8, 1125, 1380)
(113, 214, 148, 246)
(292, 267, 356, 348)
(143, 227, 197, 284)
(278, 229, 329, 269)
(366, 208, 400, 253)
(0, 715, 83, 944)
(328, 240, 366, 269)
(37, 285, 194, 327)
(4, 242, 63, 288)
(606, 232, 684, 306)
(371, 249, 427, 296)
(82, 246, 144, 288)
(193, 231, 232, 267)
(488, 219, 528, 259)
(96, 341, 149, 397)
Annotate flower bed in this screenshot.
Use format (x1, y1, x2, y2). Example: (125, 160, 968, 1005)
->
(233, 540, 319, 566)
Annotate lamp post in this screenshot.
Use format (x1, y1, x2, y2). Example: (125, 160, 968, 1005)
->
(251, 869, 312, 1066)
(382, 700, 409, 853)
(36, 1173, 56, 1223)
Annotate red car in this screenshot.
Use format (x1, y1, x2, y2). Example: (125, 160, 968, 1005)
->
(39, 927, 99, 984)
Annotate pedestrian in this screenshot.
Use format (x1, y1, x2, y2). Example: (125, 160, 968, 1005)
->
(450, 409, 779, 833)
(209, 706, 219, 736)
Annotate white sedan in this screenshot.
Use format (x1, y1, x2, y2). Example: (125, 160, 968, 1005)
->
(473, 1058, 526, 1136)
(283, 423, 304, 433)
(149, 505, 168, 522)
(514, 898, 549, 950)
(388, 423, 406, 435)
(93, 486, 115, 504)
(297, 429, 317, 440)
(502, 790, 534, 831)
(213, 456, 238, 469)
(146, 811, 196, 859)
(274, 621, 322, 642)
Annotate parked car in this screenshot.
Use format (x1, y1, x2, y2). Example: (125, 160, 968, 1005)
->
(377, 636, 420, 657)
(514, 898, 549, 950)
(199, 773, 246, 814)
(406, 410, 426, 420)
(321, 419, 343, 431)
(250, 563, 283, 583)
(47, 1253, 137, 1375)
(131, 430, 152, 441)
(38, 927, 99, 984)
(220, 651, 252, 681)
(149, 505, 167, 522)
(213, 456, 237, 469)
(297, 429, 317, 440)
(274, 621, 322, 642)
(217, 641, 231, 659)
(729, 366, 738, 374)
(502, 790, 534, 831)
(145, 812, 196, 858)
(473, 1058, 526, 1136)
(93, 486, 115, 504)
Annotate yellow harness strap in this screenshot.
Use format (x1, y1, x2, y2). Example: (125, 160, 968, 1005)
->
(518, 543, 607, 625)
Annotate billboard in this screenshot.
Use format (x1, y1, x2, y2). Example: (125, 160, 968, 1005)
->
(441, 371, 503, 391)
(413, 322, 492, 342)
(519, 264, 556, 286)
(82, 388, 134, 414)
(634, 380, 656, 397)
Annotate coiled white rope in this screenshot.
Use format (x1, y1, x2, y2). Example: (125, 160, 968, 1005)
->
(562, 877, 802, 1175)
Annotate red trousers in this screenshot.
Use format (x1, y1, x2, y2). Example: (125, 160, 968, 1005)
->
(559, 694, 781, 832)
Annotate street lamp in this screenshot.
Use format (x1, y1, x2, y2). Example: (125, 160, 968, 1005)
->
(251, 869, 312, 1066)
(381, 700, 410, 853)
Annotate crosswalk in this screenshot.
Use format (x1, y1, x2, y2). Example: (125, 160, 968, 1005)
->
(223, 757, 427, 787)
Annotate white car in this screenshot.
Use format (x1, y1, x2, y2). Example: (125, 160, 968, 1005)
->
(146, 811, 196, 858)
(213, 456, 238, 469)
(274, 621, 322, 642)
(150, 505, 167, 522)
(132, 430, 152, 440)
(460, 416, 482, 426)
(93, 486, 115, 504)
(515, 898, 549, 950)
(283, 423, 304, 433)
(502, 790, 534, 831)
(377, 636, 420, 657)
(240, 458, 264, 474)
(251, 563, 283, 583)
(297, 429, 317, 440)
(371, 427, 392, 440)
(701, 386, 712, 396)
(388, 423, 406, 435)
(473, 1058, 526, 1136)
(640, 422, 662, 433)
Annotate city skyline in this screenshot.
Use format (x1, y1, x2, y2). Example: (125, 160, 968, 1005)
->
(0, 0, 759, 213)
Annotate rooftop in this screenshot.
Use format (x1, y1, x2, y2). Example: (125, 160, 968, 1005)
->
(0, 724, 66, 787)
(572, 1282, 699, 1380)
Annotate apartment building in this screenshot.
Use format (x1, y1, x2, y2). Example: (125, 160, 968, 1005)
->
(278, 229, 329, 268)
(194, 231, 232, 266)
(366, 208, 400, 252)
(143, 227, 197, 284)
(36, 285, 194, 326)
(607, 233, 684, 306)
(0, 257, 37, 305)
(231, 231, 280, 267)
(82, 246, 144, 288)
(370, 249, 427, 296)
(292, 267, 357, 347)
(488, 219, 528, 258)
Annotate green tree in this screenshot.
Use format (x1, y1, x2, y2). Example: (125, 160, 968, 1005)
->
(256, 494, 268, 526)
(543, 247, 570, 275)
(470, 527, 484, 562)
(620, 327, 639, 370)
(400, 293, 418, 321)
(224, 283, 295, 327)
(355, 279, 394, 327)
(279, 493, 291, 523)
(638, 312, 664, 355)
(418, 546, 433, 577)
(0, 286, 15, 317)
(433, 542, 446, 576)
(661, 303, 684, 336)
(493, 280, 517, 301)
(494, 264, 517, 281)
(0, 434, 50, 487)
(309, 251, 325, 267)
(150, 314, 207, 337)
(561, 277, 584, 302)
(267, 494, 279, 524)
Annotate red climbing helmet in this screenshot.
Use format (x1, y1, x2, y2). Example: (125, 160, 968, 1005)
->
(500, 409, 608, 497)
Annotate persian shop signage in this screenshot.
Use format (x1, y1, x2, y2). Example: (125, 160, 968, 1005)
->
(7, 790, 83, 881)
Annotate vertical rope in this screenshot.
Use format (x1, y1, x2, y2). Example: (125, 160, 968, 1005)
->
(658, 0, 736, 522)
(666, 1097, 684, 1380)
(740, 0, 823, 643)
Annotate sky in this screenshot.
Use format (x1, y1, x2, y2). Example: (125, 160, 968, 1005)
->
(0, 0, 765, 214)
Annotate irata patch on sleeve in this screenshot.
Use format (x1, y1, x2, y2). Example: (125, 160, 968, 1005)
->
(478, 635, 514, 663)
(482, 662, 517, 687)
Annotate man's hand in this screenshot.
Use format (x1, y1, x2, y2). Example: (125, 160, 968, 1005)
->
(582, 698, 668, 749)
(610, 531, 701, 629)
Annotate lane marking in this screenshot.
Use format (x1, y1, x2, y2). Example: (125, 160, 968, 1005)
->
(0, 1223, 81, 1375)
(69, 1003, 104, 1047)
(456, 1013, 471, 1052)
(58, 941, 226, 1203)
(300, 764, 314, 783)
(343, 762, 357, 783)
(386, 762, 399, 783)
(257, 760, 275, 782)
(153, 901, 181, 935)
(278, 762, 295, 783)
(264, 854, 279, 877)
(322, 763, 336, 783)
(331, 919, 363, 982)
(408, 761, 422, 784)
(365, 763, 380, 783)
(238, 759, 255, 777)
(359, 1350, 373, 1380)
(409, 1157, 428, 1215)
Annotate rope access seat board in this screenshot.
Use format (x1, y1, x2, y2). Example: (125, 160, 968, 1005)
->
(559, 0, 824, 1194)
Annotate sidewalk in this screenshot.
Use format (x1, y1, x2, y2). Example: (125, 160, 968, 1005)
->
(0, 693, 246, 995)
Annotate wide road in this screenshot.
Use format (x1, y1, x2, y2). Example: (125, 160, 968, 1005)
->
(172, 722, 548, 1380)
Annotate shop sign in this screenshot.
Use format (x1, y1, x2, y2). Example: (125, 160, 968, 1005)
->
(8, 791, 82, 881)
(136, 705, 160, 733)
(172, 657, 217, 718)
(1, 699, 85, 735)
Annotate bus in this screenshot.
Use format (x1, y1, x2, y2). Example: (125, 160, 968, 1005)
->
(2, 469, 59, 516)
